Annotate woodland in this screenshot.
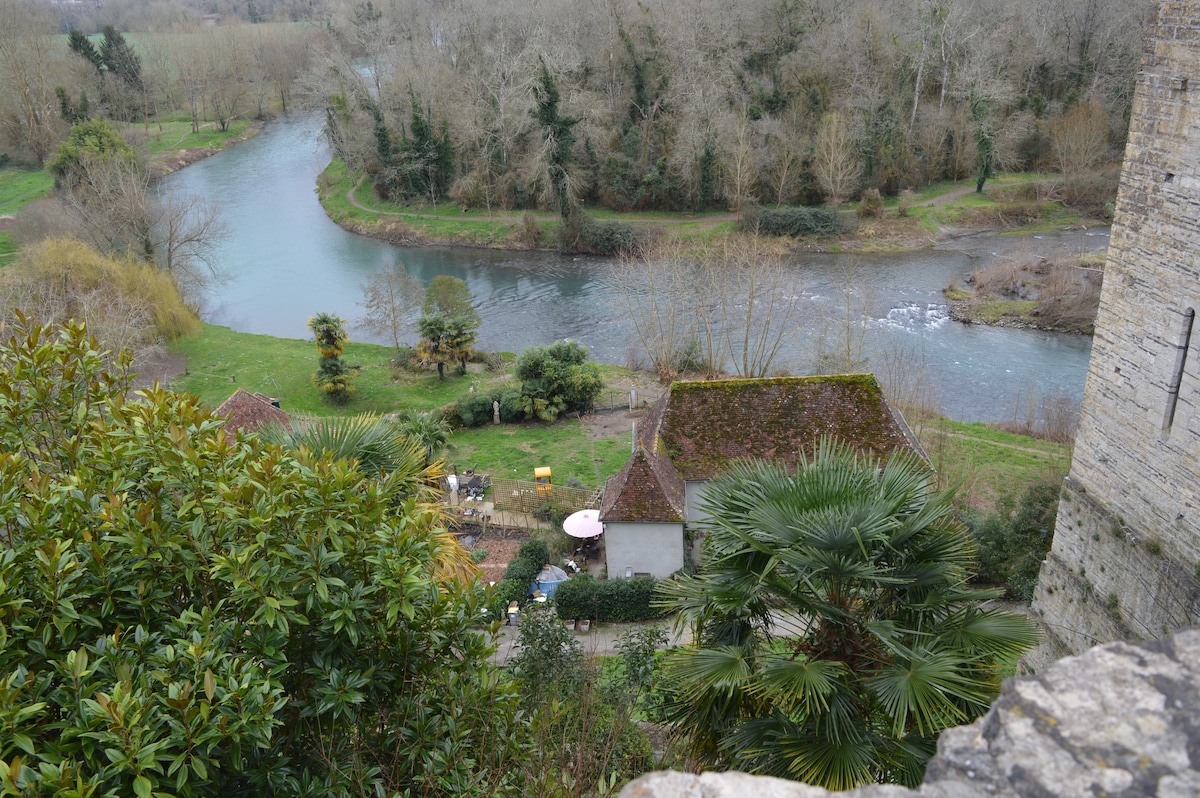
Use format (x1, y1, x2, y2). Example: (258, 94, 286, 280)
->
(2, 0, 1147, 217)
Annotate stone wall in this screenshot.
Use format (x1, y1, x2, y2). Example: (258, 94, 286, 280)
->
(620, 629, 1200, 798)
(1029, 0, 1200, 662)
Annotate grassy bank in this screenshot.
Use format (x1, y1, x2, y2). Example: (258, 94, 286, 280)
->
(317, 163, 1109, 253)
(167, 324, 1070, 504)
(0, 167, 55, 264)
(169, 324, 646, 488)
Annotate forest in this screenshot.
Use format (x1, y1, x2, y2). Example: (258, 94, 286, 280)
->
(2, 0, 1149, 219)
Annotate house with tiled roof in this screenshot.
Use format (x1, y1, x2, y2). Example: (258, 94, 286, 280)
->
(214, 389, 290, 441)
(599, 374, 927, 578)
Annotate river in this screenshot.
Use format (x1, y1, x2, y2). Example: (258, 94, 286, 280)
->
(162, 114, 1098, 423)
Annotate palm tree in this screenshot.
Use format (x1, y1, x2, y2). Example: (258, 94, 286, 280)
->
(308, 312, 349, 358)
(658, 440, 1039, 790)
(260, 413, 476, 581)
(394, 410, 452, 466)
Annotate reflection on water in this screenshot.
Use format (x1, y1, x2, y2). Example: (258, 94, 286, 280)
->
(164, 114, 1098, 423)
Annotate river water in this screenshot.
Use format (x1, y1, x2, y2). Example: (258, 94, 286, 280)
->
(163, 114, 1099, 422)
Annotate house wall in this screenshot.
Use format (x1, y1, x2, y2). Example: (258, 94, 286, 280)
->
(1029, 1, 1200, 663)
(604, 521, 685, 578)
(684, 481, 710, 524)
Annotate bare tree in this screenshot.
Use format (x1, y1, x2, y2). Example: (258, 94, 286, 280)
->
(618, 235, 804, 380)
(358, 261, 425, 350)
(153, 190, 229, 304)
(812, 112, 859, 207)
(0, 0, 67, 165)
(617, 239, 704, 381)
(1050, 100, 1110, 203)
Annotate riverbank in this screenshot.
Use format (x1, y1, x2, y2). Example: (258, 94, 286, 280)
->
(164, 322, 1071, 511)
(943, 249, 1105, 335)
(315, 161, 1107, 255)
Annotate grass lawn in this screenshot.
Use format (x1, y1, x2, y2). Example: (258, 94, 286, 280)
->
(912, 415, 1072, 509)
(124, 119, 257, 158)
(170, 324, 642, 491)
(0, 167, 54, 216)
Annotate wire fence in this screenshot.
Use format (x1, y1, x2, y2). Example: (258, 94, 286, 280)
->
(490, 478, 600, 515)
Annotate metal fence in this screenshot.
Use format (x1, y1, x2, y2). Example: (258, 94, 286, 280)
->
(490, 478, 600, 515)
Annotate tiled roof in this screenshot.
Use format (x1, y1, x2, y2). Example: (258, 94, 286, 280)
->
(652, 374, 925, 480)
(600, 447, 686, 523)
(214, 389, 290, 440)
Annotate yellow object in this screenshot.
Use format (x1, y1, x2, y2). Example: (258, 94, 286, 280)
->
(535, 466, 552, 497)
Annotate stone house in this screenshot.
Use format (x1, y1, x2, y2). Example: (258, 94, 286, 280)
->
(599, 375, 926, 579)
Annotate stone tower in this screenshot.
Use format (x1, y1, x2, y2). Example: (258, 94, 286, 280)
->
(1029, 1, 1200, 668)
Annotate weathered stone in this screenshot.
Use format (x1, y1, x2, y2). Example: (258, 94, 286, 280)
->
(620, 629, 1200, 797)
(1029, 0, 1200, 665)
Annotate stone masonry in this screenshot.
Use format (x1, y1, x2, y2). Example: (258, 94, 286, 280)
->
(1027, 1, 1200, 669)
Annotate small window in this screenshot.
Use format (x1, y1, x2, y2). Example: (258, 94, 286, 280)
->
(1163, 307, 1194, 430)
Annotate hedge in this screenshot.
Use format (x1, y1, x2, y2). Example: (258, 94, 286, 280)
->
(554, 575, 665, 623)
(740, 205, 844, 237)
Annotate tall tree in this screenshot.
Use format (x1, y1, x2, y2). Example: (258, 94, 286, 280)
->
(0, 0, 67, 165)
(358, 260, 425, 350)
(308, 311, 357, 403)
(532, 57, 580, 222)
(660, 441, 1040, 790)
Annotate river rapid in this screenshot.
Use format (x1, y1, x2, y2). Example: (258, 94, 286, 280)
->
(163, 114, 1099, 423)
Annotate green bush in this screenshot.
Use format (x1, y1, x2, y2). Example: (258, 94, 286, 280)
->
(553, 575, 663, 622)
(579, 218, 640, 255)
(498, 388, 527, 422)
(518, 539, 551, 569)
(458, 391, 498, 427)
(555, 573, 601, 620)
(967, 481, 1059, 602)
(0, 317, 525, 798)
(503, 556, 541, 586)
(741, 204, 845, 237)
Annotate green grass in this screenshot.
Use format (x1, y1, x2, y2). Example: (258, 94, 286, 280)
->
(125, 119, 257, 157)
(973, 299, 1039, 325)
(170, 324, 479, 416)
(0, 167, 54, 216)
(913, 416, 1071, 509)
(168, 324, 636, 491)
(169, 325, 1070, 499)
(450, 421, 630, 488)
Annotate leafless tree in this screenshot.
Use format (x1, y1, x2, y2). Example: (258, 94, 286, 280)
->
(0, 0, 68, 166)
(618, 235, 804, 380)
(1050, 101, 1110, 203)
(153, 190, 229, 304)
(358, 261, 425, 351)
(812, 112, 859, 207)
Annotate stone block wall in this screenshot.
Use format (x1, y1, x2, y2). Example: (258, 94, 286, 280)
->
(1030, 0, 1200, 660)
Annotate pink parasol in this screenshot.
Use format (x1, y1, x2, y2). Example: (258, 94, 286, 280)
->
(563, 508, 604, 539)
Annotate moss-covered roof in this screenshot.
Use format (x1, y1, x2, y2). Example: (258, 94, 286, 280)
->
(653, 374, 924, 480)
(214, 389, 290, 441)
(599, 446, 685, 523)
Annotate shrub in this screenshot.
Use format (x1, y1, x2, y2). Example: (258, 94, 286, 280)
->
(579, 218, 640, 255)
(518, 539, 551, 569)
(503, 556, 541, 586)
(857, 188, 884, 218)
(554, 575, 663, 622)
(968, 480, 1059, 601)
(741, 204, 844, 237)
(517, 211, 543, 248)
(555, 573, 601, 620)
(499, 388, 528, 422)
(458, 391, 498, 427)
